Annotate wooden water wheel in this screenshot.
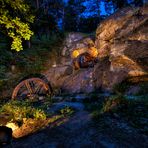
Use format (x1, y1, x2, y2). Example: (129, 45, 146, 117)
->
(73, 52, 98, 69)
(12, 77, 52, 100)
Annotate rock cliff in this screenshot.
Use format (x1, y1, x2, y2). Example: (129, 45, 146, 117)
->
(45, 6, 148, 94)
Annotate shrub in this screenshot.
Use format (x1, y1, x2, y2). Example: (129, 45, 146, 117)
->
(60, 106, 74, 117)
(101, 95, 128, 113)
(0, 100, 47, 125)
(0, 65, 7, 79)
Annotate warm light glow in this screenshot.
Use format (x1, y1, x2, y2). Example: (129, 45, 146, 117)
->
(6, 122, 19, 131)
(72, 50, 80, 58)
(88, 47, 98, 58)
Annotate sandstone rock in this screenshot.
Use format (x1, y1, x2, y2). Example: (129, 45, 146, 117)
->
(94, 6, 148, 90)
(44, 6, 148, 94)
(93, 58, 128, 91)
(62, 32, 85, 57)
(63, 68, 95, 93)
(110, 40, 148, 76)
(44, 65, 73, 88)
(62, 32, 95, 60)
(6, 122, 19, 131)
(96, 6, 148, 50)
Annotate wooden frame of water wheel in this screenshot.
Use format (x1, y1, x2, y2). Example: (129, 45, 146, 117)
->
(12, 77, 52, 100)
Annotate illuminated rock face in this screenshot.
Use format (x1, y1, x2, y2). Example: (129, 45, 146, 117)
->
(45, 6, 148, 93)
(96, 6, 148, 51)
(94, 6, 148, 90)
(61, 32, 95, 63)
(63, 68, 95, 93)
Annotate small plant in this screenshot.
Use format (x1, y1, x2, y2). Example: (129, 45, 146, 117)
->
(101, 95, 128, 113)
(90, 95, 128, 121)
(60, 106, 74, 117)
(0, 100, 47, 126)
(0, 66, 7, 79)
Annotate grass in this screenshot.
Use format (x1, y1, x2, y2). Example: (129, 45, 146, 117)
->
(0, 97, 75, 138)
(113, 78, 148, 97)
(0, 96, 75, 125)
(0, 100, 48, 126)
(60, 106, 74, 117)
(89, 94, 148, 134)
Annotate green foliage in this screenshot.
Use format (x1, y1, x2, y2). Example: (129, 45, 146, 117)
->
(65, 0, 86, 31)
(60, 106, 74, 117)
(101, 95, 128, 113)
(0, 100, 47, 124)
(0, 65, 7, 79)
(0, 0, 34, 51)
(0, 33, 64, 97)
(91, 94, 148, 134)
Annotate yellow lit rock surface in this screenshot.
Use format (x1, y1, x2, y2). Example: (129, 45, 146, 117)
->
(72, 50, 80, 58)
(87, 47, 98, 58)
(44, 6, 148, 93)
(6, 122, 19, 131)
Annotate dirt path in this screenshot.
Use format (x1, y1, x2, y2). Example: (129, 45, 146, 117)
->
(5, 102, 148, 148)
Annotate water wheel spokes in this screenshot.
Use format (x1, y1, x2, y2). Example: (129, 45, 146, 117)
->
(12, 78, 51, 100)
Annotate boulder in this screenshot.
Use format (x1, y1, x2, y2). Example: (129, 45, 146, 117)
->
(63, 68, 95, 93)
(94, 6, 148, 90)
(44, 65, 73, 88)
(45, 6, 148, 94)
(110, 40, 148, 77)
(96, 6, 148, 50)
(61, 32, 95, 61)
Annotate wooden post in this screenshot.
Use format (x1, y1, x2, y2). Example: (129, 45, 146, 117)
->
(36, 0, 39, 9)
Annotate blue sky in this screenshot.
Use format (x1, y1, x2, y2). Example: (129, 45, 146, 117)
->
(81, 0, 107, 17)
(64, 0, 108, 17)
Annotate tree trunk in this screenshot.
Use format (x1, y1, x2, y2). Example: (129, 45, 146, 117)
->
(36, 0, 39, 9)
(62, 8, 65, 31)
(28, 40, 31, 48)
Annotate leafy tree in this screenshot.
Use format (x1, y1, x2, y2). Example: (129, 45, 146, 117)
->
(29, 0, 63, 39)
(132, 0, 144, 6)
(104, 0, 114, 15)
(64, 0, 86, 31)
(78, 17, 100, 32)
(0, 0, 34, 51)
(104, 0, 128, 10)
(78, 0, 101, 32)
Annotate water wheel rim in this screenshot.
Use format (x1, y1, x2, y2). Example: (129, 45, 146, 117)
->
(12, 78, 51, 99)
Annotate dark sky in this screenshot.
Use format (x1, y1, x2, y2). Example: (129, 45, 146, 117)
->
(64, 0, 108, 17)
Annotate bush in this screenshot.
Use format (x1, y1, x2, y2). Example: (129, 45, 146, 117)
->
(0, 100, 47, 125)
(60, 106, 74, 117)
(0, 65, 7, 79)
(101, 95, 128, 113)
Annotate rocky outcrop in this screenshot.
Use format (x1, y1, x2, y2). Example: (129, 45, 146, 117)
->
(61, 32, 95, 64)
(44, 65, 73, 89)
(94, 6, 148, 90)
(45, 6, 148, 93)
(95, 6, 148, 50)
(63, 68, 95, 93)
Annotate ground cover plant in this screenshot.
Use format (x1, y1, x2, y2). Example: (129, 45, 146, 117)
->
(89, 94, 148, 135)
